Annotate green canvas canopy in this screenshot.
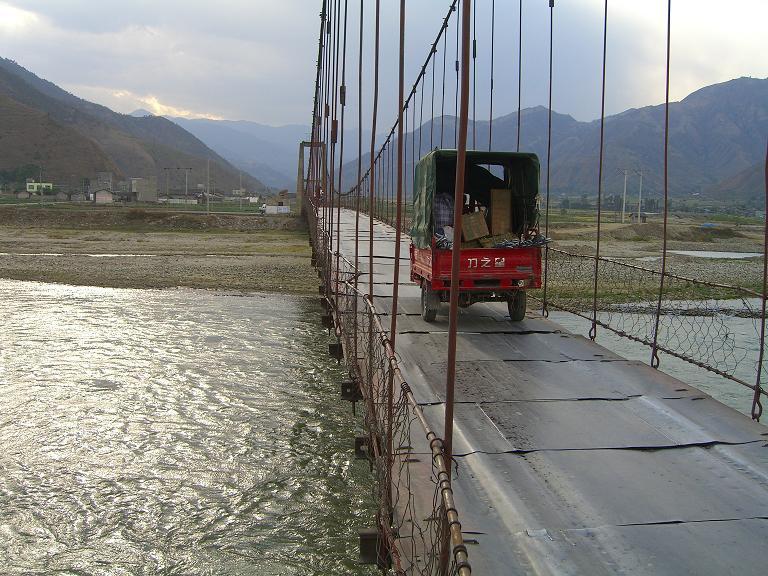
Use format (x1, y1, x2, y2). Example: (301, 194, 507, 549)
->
(410, 149, 541, 249)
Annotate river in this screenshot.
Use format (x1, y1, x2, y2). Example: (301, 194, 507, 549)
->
(0, 280, 374, 575)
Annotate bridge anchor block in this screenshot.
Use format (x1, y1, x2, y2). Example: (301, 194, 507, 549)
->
(329, 341, 343, 360)
(358, 527, 390, 568)
(341, 379, 362, 402)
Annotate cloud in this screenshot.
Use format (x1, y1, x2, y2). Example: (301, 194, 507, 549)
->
(0, 0, 765, 127)
(0, 2, 38, 33)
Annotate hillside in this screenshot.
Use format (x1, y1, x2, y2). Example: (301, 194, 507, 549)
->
(0, 58, 267, 193)
(170, 116, 376, 191)
(0, 94, 119, 185)
(704, 161, 764, 201)
(341, 77, 767, 203)
(170, 117, 305, 189)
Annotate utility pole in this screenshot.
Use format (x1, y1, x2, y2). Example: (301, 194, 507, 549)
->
(634, 168, 644, 222)
(621, 169, 628, 223)
(206, 159, 210, 215)
(184, 168, 189, 205)
(164, 168, 170, 205)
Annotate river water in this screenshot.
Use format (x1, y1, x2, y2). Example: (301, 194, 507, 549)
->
(0, 280, 374, 575)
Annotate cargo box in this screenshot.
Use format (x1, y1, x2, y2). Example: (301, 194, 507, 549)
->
(462, 211, 490, 241)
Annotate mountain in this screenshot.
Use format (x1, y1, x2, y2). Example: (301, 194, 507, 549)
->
(703, 161, 764, 201)
(341, 77, 767, 203)
(170, 116, 374, 191)
(169, 117, 305, 189)
(0, 93, 119, 185)
(0, 58, 266, 193)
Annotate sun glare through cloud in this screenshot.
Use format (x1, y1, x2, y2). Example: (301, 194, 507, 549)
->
(134, 94, 224, 120)
(0, 2, 38, 32)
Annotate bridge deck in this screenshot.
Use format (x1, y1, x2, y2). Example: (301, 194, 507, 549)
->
(334, 209, 768, 575)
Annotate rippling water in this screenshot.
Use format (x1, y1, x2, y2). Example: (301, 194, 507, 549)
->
(0, 280, 374, 575)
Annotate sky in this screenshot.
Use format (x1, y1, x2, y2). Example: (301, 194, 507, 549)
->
(0, 0, 765, 129)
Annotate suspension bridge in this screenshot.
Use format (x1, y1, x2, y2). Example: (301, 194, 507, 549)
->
(301, 1, 768, 573)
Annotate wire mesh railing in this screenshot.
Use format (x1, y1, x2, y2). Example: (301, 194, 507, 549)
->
(539, 247, 768, 416)
(307, 195, 470, 575)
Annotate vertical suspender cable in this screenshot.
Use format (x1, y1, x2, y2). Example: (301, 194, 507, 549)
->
(390, 143, 394, 224)
(516, 0, 522, 151)
(388, 0, 407, 521)
(419, 76, 425, 162)
(430, 51, 436, 150)
(651, 0, 672, 369)
(412, 88, 419, 207)
(323, 1, 333, 267)
(441, 2, 472, 571)
(454, 0, 460, 147)
(441, 23, 447, 147)
(389, 143, 393, 224)
(488, 0, 495, 151)
(328, 0, 340, 301)
(321, 0, 328, 271)
(368, 0, 380, 300)
(404, 101, 409, 223)
(354, 0, 363, 307)
(445, 0, 471, 480)
(753, 143, 768, 421)
(471, 0, 476, 149)
(542, 0, 554, 316)
(310, 2, 326, 213)
(589, 0, 608, 341)
(334, 0, 348, 316)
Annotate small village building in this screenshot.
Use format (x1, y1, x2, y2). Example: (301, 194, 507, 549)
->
(26, 181, 53, 193)
(95, 172, 113, 192)
(93, 190, 114, 204)
(131, 178, 157, 203)
(264, 205, 291, 214)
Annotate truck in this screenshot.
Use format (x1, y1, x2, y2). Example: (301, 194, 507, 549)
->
(409, 150, 545, 322)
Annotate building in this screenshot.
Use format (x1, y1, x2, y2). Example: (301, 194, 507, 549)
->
(131, 178, 157, 203)
(25, 181, 53, 193)
(93, 190, 114, 204)
(95, 172, 113, 193)
(265, 205, 291, 215)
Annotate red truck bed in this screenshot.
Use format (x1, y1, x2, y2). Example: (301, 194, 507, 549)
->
(410, 244, 542, 292)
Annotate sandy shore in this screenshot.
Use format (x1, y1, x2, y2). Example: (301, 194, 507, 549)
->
(0, 207, 316, 294)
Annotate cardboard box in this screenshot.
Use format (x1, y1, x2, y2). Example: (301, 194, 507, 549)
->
(491, 188, 513, 235)
(461, 240, 482, 249)
(462, 211, 490, 241)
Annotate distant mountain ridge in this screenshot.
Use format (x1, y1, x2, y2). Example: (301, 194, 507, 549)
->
(0, 58, 266, 193)
(169, 116, 371, 191)
(180, 76, 765, 203)
(340, 77, 767, 203)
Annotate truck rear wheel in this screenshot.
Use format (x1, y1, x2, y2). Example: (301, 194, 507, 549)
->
(507, 291, 527, 322)
(421, 283, 440, 322)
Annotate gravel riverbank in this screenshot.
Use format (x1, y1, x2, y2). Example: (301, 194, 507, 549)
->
(0, 207, 316, 294)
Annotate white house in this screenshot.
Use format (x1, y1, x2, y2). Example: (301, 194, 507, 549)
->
(26, 181, 53, 193)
